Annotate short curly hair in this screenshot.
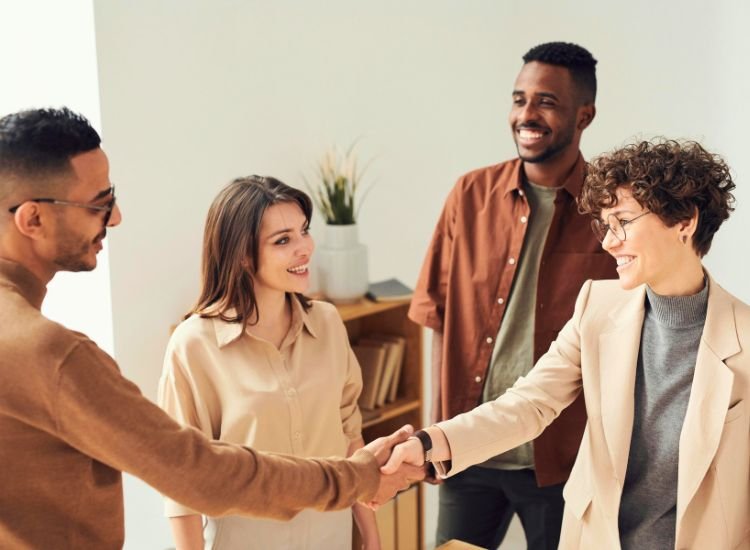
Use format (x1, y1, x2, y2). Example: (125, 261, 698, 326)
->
(579, 139, 735, 257)
(523, 42, 597, 103)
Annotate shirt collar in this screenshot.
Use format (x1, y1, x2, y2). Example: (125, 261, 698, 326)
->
(0, 258, 47, 310)
(502, 153, 586, 198)
(211, 294, 318, 348)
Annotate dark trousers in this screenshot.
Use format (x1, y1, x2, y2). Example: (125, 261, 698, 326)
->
(436, 466, 564, 550)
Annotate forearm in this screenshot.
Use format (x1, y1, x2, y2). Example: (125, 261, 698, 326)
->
(353, 503, 380, 549)
(169, 514, 203, 550)
(348, 437, 381, 548)
(430, 330, 444, 424)
(56, 343, 381, 519)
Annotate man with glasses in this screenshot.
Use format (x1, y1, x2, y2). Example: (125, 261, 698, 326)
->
(0, 107, 421, 549)
(409, 42, 617, 549)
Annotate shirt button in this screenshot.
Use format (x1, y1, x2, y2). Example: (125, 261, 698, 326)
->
(508, 257, 516, 265)
(497, 298, 504, 305)
(519, 190, 525, 197)
(521, 216, 528, 224)
(286, 389, 296, 397)
(475, 376, 482, 383)
(486, 337, 493, 344)
(294, 431, 301, 439)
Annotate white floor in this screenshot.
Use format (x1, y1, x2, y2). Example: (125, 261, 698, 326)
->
(498, 515, 526, 549)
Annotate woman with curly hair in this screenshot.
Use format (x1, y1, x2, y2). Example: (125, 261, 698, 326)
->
(384, 139, 749, 549)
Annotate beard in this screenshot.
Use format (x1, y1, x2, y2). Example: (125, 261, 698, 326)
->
(52, 221, 105, 272)
(514, 122, 576, 164)
(53, 238, 95, 272)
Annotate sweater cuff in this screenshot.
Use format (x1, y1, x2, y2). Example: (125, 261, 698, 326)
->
(349, 448, 380, 501)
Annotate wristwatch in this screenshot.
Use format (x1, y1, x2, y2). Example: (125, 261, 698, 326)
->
(409, 429, 433, 463)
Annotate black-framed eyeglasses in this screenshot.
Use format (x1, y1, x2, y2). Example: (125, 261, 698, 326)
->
(591, 211, 651, 243)
(8, 186, 116, 225)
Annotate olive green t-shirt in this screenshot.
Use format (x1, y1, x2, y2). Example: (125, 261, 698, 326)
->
(480, 180, 558, 470)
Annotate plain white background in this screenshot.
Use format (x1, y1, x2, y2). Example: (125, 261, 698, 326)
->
(0, 0, 114, 355)
(3, 1, 750, 548)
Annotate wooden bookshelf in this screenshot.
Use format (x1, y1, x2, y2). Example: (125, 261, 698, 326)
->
(334, 298, 424, 550)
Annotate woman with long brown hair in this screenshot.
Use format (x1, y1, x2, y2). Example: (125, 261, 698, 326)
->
(158, 175, 380, 550)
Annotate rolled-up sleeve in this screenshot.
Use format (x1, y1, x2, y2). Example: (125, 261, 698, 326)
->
(158, 349, 210, 517)
(340, 344, 364, 443)
(408, 180, 461, 331)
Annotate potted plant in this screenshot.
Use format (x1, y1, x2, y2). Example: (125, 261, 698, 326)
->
(306, 144, 373, 303)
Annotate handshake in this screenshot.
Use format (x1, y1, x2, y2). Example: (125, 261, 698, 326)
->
(359, 424, 438, 509)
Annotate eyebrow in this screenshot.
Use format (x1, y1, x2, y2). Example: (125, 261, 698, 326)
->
(604, 209, 637, 219)
(512, 90, 559, 101)
(89, 186, 114, 202)
(266, 220, 309, 239)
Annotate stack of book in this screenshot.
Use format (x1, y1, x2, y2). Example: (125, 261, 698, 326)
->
(365, 278, 413, 302)
(352, 333, 407, 411)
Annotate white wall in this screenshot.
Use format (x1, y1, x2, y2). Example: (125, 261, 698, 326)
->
(0, 1, 114, 351)
(90, 2, 750, 548)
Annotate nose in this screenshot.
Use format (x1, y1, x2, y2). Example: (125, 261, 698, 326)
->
(296, 233, 314, 258)
(517, 101, 540, 124)
(107, 203, 123, 227)
(601, 228, 619, 252)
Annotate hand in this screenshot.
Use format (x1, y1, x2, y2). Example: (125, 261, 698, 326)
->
(379, 437, 424, 475)
(423, 462, 443, 485)
(365, 462, 424, 509)
(362, 424, 414, 467)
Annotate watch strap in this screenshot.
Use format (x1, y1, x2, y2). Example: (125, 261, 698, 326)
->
(411, 429, 433, 463)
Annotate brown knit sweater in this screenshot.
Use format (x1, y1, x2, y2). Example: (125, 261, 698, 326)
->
(0, 259, 379, 549)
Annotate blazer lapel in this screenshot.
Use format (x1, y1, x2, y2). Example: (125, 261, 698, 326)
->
(598, 285, 646, 485)
(676, 278, 740, 527)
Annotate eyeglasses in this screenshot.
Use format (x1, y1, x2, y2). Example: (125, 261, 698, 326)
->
(8, 186, 116, 225)
(591, 211, 651, 243)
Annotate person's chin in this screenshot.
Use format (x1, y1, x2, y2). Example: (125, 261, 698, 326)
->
(516, 145, 553, 164)
(293, 280, 310, 294)
(82, 249, 99, 270)
(617, 273, 641, 290)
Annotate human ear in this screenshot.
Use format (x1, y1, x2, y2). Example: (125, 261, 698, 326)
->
(577, 104, 596, 130)
(12, 203, 46, 240)
(677, 208, 699, 243)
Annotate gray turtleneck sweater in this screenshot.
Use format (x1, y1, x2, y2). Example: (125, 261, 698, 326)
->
(618, 282, 709, 549)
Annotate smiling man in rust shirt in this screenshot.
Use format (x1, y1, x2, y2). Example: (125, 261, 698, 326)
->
(0, 107, 421, 549)
(410, 42, 616, 549)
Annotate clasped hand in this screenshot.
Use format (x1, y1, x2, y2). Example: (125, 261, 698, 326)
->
(360, 425, 425, 509)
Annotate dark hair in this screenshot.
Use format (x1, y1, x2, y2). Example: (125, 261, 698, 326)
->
(523, 42, 597, 104)
(190, 175, 313, 329)
(579, 139, 735, 257)
(0, 107, 101, 182)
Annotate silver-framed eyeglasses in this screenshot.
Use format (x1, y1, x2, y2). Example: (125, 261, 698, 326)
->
(8, 186, 116, 225)
(591, 211, 651, 243)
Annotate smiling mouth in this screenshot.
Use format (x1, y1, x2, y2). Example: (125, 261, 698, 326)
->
(287, 263, 309, 274)
(516, 128, 548, 144)
(616, 256, 635, 268)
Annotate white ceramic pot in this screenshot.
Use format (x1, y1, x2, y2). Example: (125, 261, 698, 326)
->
(317, 224, 369, 303)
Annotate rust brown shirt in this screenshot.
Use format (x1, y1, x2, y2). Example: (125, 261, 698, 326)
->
(409, 155, 617, 486)
(0, 259, 378, 549)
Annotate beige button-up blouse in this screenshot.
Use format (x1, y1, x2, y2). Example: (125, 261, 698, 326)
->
(158, 297, 363, 548)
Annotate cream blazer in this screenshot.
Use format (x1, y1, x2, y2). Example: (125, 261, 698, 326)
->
(436, 276, 750, 549)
